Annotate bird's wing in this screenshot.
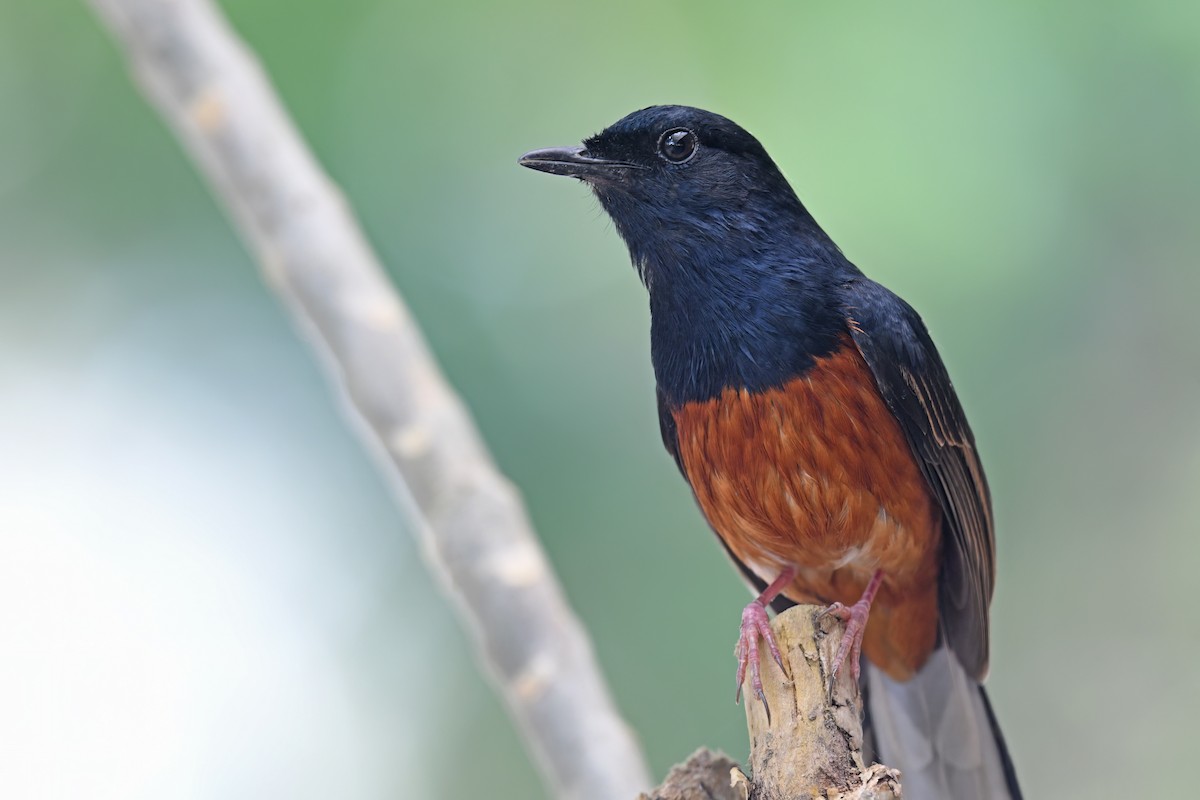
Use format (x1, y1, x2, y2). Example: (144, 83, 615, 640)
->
(840, 277, 995, 680)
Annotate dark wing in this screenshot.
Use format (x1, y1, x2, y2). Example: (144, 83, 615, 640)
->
(841, 277, 995, 680)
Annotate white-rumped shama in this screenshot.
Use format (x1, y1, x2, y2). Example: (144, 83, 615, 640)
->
(521, 106, 1021, 800)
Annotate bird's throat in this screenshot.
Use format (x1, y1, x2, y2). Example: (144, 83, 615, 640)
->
(646, 259, 847, 407)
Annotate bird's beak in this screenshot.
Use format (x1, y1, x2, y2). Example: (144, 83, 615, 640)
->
(518, 146, 641, 180)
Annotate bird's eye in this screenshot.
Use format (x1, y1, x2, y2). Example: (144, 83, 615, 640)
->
(658, 128, 698, 163)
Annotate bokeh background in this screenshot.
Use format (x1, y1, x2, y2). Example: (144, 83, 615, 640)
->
(3, 0, 1199, 797)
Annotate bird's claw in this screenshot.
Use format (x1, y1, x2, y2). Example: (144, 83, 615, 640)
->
(820, 569, 884, 687)
(735, 600, 785, 720)
(822, 598, 870, 685)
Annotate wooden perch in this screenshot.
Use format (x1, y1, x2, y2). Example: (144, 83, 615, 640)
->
(643, 606, 901, 800)
(740, 605, 900, 799)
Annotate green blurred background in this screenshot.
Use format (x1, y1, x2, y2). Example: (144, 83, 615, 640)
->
(3, 0, 1198, 797)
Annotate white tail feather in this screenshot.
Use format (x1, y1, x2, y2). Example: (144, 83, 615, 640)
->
(865, 647, 1014, 799)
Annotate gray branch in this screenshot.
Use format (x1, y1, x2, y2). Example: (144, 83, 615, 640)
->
(84, 1, 652, 797)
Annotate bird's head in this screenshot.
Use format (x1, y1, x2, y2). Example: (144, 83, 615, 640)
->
(521, 105, 854, 400)
(520, 105, 825, 285)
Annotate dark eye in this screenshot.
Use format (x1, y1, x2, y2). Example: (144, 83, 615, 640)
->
(658, 128, 698, 163)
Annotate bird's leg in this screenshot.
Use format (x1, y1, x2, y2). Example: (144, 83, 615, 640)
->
(822, 569, 884, 684)
(735, 566, 796, 716)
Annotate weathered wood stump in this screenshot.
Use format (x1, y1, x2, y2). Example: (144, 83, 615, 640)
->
(640, 605, 901, 799)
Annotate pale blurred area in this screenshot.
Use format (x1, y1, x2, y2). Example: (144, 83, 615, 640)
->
(1, 0, 1198, 798)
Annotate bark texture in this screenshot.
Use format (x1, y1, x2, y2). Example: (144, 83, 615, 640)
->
(741, 606, 901, 799)
(643, 607, 902, 799)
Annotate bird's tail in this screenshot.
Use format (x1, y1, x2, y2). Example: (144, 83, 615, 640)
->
(863, 646, 1022, 799)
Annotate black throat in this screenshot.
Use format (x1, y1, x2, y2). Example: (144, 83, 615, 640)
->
(594, 185, 858, 407)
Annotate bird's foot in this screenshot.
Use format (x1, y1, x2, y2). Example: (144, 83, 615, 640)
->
(735, 599, 785, 717)
(822, 569, 884, 684)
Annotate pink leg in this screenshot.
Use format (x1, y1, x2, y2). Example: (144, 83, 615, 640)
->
(735, 567, 796, 716)
(822, 569, 884, 684)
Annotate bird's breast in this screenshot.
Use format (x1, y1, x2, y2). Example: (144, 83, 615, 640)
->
(670, 337, 941, 604)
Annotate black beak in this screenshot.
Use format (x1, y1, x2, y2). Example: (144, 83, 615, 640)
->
(518, 146, 642, 180)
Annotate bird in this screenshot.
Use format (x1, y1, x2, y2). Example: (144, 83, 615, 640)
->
(519, 105, 1021, 799)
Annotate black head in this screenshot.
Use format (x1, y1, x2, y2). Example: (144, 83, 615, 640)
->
(519, 105, 776, 186)
(520, 106, 854, 403)
(519, 106, 834, 281)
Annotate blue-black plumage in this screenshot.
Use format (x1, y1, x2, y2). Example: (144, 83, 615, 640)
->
(521, 105, 1021, 799)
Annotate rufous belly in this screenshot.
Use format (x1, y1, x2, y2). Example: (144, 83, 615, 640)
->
(672, 341, 942, 678)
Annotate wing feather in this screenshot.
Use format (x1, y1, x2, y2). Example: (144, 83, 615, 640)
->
(841, 278, 995, 680)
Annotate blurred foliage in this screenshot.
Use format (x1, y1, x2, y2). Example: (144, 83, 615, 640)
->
(1, 0, 1198, 797)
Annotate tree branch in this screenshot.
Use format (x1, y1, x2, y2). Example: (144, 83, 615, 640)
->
(740, 606, 900, 799)
(640, 607, 902, 800)
(83, 1, 652, 797)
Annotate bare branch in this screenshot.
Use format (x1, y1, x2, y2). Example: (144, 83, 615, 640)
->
(83, 1, 652, 797)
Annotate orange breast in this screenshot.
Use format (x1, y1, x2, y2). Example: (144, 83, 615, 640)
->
(672, 339, 942, 678)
